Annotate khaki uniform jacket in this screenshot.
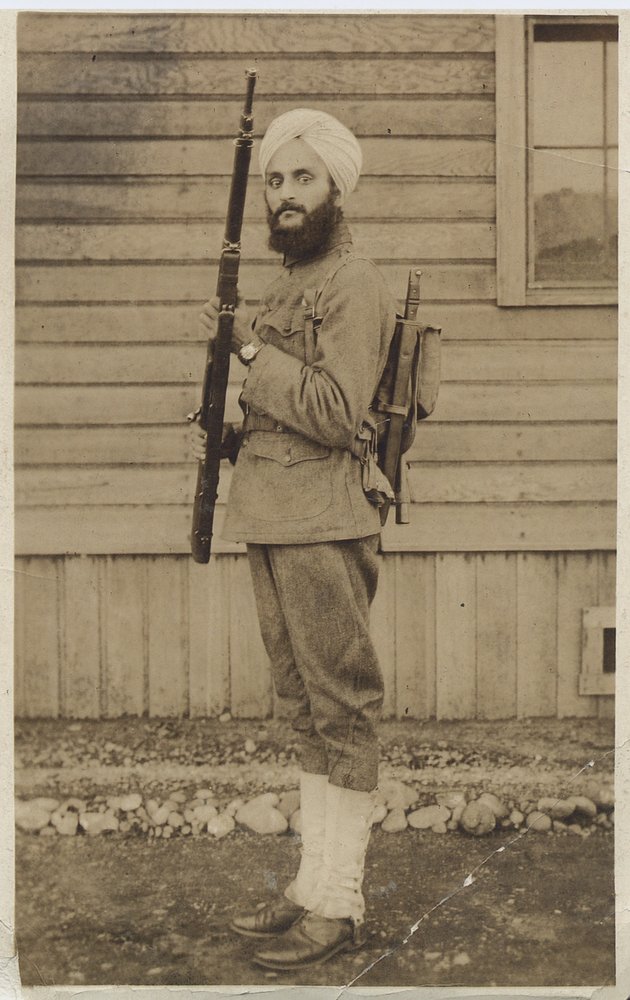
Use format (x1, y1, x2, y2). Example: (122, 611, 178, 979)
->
(221, 221, 397, 545)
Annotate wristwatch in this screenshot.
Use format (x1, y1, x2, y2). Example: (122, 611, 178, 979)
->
(238, 337, 264, 366)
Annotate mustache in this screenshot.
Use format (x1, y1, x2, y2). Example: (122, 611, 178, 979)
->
(272, 202, 307, 220)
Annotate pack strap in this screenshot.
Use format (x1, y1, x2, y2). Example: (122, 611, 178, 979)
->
(377, 402, 409, 416)
(302, 288, 317, 366)
(302, 252, 373, 366)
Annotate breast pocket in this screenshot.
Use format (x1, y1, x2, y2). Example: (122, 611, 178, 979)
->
(245, 432, 332, 522)
(260, 305, 307, 361)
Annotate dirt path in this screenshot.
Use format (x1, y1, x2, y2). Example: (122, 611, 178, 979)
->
(14, 715, 616, 988)
(16, 826, 614, 988)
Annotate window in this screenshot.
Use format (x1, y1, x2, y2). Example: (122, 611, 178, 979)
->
(602, 627, 616, 674)
(496, 15, 618, 305)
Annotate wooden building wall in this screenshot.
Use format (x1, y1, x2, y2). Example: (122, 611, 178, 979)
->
(14, 552, 616, 720)
(14, 13, 617, 719)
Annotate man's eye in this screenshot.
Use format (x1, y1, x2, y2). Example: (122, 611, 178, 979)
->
(298, 175, 312, 184)
(268, 178, 281, 189)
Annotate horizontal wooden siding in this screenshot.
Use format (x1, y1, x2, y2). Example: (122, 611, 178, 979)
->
(15, 13, 616, 557)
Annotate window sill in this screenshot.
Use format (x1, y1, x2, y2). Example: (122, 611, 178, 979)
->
(501, 288, 618, 308)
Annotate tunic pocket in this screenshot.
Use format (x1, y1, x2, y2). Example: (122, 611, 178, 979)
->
(259, 306, 306, 360)
(244, 432, 333, 522)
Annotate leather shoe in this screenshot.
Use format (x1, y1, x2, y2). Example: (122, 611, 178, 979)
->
(229, 896, 305, 938)
(253, 913, 365, 970)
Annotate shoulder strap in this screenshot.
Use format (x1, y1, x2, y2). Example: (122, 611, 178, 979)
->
(302, 252, 373, 365)
(302, 286, 318, 367)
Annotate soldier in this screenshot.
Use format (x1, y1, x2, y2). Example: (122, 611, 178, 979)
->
(192, 108, 396, 970)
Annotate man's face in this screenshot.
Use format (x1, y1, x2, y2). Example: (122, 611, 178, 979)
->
(264, 138, 342, 256)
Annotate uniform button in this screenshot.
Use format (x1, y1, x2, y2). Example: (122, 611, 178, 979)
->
(285, 450, 292, 463)
(276, 423, 284, 432)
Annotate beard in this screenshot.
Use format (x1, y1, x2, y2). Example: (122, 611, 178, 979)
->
(266, 193, 342, 258)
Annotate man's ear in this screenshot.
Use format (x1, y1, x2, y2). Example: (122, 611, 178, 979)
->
(331, 181, 343, 207)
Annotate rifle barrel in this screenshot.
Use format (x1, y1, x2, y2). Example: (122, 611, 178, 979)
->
(191, 70, 257, 563)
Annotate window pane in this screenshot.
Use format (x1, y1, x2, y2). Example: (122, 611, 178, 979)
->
(531, 147, 617, 283)
(533, 22, 617, 43)
(532, 41, 603, 147)
(606, 43, 618, 144)
(532, 146, 606, 198)
(603, 628, 616, 674)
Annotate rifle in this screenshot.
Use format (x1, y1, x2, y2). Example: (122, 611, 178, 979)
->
(190, 69, 257, 564)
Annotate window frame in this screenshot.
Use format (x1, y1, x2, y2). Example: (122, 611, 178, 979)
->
(496, 14, 618, 306)
(579, 606, 615, 696)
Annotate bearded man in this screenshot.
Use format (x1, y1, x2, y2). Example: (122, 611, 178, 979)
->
(193, 109, 396, 970)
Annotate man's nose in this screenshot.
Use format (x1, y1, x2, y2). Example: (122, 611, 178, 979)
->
(278, 179, 297, 200)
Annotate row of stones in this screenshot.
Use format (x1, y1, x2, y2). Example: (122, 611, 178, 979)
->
(403, 790, 613, 836)
(15, 780, 614, 840)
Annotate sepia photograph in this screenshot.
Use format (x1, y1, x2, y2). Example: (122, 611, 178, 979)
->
(8, 8, 625, 992)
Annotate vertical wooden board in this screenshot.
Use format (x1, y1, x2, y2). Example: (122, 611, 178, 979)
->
(394, 554, 436, 719)
(495, 15, 527, 305)
(61, 556, 101, 718)
(476, 553, 517, 719)
(598, 552, 617, 606)
(597, 552, 616, 717)
(370, 554, 396, 719)
(598, 698, 615, 719)
(188, 556, 230, 717)
(229, 555, 273, 718)
(516, 554, 558, 717)
(147, 557, 188, 717)
(435, 554, 477, 720)
(102, 556, 145, 717)
(14, 559, 27, 716)
(16, 558, 61, 717)
(556, 553, 599, 718)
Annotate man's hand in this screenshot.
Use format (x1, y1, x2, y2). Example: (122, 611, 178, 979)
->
(189, 419, 207, 462)
(199, 295, 254, 355)
(187, 417, 243, 466)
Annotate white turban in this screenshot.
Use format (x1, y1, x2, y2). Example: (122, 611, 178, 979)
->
(259, 108, 362, 202)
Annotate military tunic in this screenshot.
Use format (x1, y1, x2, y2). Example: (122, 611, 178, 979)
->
(221, 221, 396, 544)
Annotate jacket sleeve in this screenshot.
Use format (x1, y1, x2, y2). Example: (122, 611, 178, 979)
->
(239, 259, 395, 449)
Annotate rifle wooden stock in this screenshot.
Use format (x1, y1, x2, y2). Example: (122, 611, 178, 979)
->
(191, 70, 256, 564)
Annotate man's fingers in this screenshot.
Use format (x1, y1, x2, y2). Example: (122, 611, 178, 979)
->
(189, 425, 207, 461)
(199, 297, 220, 316)
(199, 313, 217, 333)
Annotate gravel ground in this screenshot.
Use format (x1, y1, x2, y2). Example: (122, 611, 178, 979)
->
(15, 715, 615, 800)
(14, 715, 616, 988)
